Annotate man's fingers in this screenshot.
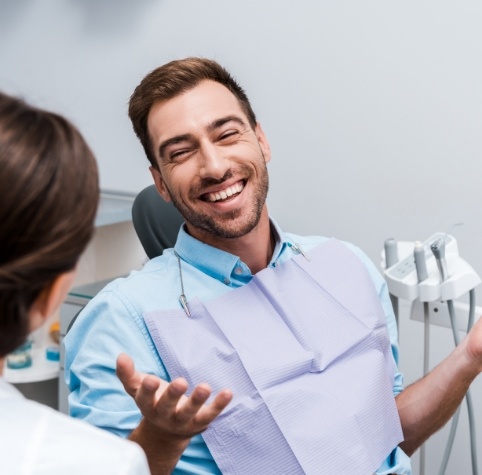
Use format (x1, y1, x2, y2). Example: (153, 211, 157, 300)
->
(174, 383, 212, 423)
(152, 377, 189, 415)
(116, 358, 232, 436)
(211, 389, 233, 411)
(116, 353, 142, 397)
(134, 374, 163, 414)
(194, 389, 233, 426)
(183, 389, 233, 430)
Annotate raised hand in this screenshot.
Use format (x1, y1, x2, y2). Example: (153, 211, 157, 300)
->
(116, 352, 232, 473)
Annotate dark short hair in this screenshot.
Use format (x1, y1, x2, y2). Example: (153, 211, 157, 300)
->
(0, 92, 99, 356)
(128, 57, 257, 168)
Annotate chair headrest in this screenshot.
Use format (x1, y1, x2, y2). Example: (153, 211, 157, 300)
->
(131, 185, 184, 259)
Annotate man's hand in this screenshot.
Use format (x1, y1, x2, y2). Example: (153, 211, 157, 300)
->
(116, 353, 232, 474)
(116, 352, 233, 440)
(397, 315, 482, 456)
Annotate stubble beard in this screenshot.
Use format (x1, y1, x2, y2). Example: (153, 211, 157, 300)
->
(167, 163, 269, 240)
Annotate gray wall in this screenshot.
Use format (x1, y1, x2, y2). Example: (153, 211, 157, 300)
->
(2, 2, 482, 473)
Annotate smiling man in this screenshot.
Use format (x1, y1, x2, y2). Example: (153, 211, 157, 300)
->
(148, 80, 271, 261)
(65, 58, 482, 475)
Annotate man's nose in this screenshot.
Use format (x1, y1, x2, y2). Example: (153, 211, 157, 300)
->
(199, 142, 230, 179)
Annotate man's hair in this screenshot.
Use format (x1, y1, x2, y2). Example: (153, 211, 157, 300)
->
(128, 57, 257, 168)
(0, 92, 99, 357)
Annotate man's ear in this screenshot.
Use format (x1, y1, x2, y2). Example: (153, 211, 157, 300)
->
(29, 271, 76, 333)
(255, 123, 271, 164)
(149, 166, 172, 203)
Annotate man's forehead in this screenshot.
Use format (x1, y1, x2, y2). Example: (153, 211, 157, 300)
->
(147, 80, 246, 134)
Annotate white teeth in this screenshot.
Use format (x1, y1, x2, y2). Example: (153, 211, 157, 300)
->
(206, 182, 244, 202)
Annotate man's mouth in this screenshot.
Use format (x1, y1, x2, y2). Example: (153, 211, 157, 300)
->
(202, 181, 244, 202)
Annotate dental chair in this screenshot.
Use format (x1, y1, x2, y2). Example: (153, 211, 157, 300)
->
(131, 184, 184, 259)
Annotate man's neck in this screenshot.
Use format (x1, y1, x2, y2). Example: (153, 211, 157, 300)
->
(187, 208, 274, 274)
(216, 216, 274, 275)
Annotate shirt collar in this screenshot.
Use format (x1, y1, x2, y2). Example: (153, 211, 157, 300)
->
(174, 218, 293, 286)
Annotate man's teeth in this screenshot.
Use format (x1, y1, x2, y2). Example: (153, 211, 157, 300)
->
(207, 182, 244, 202)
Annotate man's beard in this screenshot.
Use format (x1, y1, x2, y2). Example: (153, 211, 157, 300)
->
(166, 163, 269, 240)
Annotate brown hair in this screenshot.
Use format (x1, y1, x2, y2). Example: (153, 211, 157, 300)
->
(0, 92, 99, 357)
(128, 57, 257, 169)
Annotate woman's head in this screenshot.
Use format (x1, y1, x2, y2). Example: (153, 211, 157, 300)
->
(0, 92, 99, 357)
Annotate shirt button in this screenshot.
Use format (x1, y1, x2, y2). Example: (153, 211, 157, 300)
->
(223, 277, 230, 285)
(234, 267, 243, 275)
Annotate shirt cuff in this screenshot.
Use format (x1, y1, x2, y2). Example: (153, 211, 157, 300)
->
(376, 447, 412, 475)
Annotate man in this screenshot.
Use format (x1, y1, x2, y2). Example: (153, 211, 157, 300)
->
(65, 58, 482, 475)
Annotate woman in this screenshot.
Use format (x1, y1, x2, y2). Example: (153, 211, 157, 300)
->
(0, 92, 149, 474)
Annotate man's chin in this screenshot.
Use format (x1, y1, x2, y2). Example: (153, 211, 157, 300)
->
(193, 216, 260, 240)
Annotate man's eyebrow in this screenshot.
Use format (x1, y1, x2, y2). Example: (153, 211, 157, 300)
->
(157, 116, 247, 159)
(208, 115, 246, 132)
(158, 134, 193, 160)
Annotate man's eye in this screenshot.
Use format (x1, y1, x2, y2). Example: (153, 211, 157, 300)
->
(219, 131, 239, 141)
(170, 149, 190, 160)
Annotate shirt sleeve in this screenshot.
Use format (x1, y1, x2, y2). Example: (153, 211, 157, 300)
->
(63, 285, 169, 438)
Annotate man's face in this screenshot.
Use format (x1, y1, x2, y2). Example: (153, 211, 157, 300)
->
(147, 80, 271, 244)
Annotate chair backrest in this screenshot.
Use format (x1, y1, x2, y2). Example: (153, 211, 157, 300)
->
(131, 185, 184, 259)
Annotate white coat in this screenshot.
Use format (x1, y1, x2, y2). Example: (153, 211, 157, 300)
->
(0, 377, 149, 475)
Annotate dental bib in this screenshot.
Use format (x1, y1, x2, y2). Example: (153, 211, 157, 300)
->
(144, 239, 403, 474)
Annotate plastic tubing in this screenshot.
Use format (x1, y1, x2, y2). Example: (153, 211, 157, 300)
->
(439, 291, 478, 475)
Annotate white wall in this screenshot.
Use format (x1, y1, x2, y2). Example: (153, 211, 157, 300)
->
(2, 2, 482, 473)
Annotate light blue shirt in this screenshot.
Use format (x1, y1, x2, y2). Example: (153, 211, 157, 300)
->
(65, 219, 411, 474)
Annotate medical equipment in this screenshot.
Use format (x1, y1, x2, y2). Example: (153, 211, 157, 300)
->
(6, 339, 33, 369)
(174, 250, 191, 318)
(382, 232, 481, 475)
